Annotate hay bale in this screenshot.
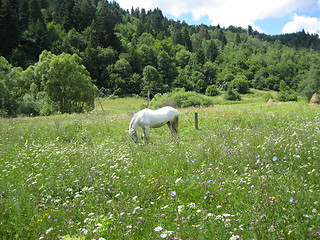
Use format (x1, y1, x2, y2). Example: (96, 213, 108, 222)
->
(267, 98, 275, 106)
(310, 93, 320, 105)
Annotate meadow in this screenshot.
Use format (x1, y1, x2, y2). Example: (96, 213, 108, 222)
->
(0, 97, 319, 240)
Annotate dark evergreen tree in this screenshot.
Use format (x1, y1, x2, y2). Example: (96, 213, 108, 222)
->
(0, 0, 20, 57)
(92, 1, 121, 50)
(206, 39, 219, 62)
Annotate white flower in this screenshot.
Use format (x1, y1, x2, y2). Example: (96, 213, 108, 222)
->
(175, 177, 182, 183)
(229, 235, 240, 240)
(160, 233, 167, 238)
(206, 213, 214, 218)
(187, 202, 196, 208)
(154, 226, 163, 232)
(46, 227, 54, 234)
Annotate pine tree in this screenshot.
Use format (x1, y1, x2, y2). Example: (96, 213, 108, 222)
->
(0, 0, 20, 57)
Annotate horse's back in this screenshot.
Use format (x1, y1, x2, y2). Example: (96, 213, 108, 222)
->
(158, 106, 178, 116)
(137, 106, 178, 128)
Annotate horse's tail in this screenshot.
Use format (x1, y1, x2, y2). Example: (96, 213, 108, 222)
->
(172, 115, 179, 134)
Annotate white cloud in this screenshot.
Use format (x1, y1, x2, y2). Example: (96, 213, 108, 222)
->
(116, 0, 314, 31)
(282, 13, 320, 34)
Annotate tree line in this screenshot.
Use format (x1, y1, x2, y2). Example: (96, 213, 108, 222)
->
(1, 0, 320, 116)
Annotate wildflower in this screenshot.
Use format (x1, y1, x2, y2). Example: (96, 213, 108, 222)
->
(187, 202, 196, 208)
(171, 191, 176, 197)
(46, 227, 54, 234)
(160, 233, 167, 238)
(154, 226, 163, 232)
(175, 177, 182, 183)
(230, 235, 240, 240)
(272, 156, 278, 161)
(290, 197, 294, 202)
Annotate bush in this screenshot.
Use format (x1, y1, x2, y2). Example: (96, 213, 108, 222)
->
(224, 86, 242, 101)
(18, 92, 58, 116)
(205, 84, 220, 96)
(230, 77, 249, 94)
(277, 80, 298, 102)
(151, 89, 214, 108)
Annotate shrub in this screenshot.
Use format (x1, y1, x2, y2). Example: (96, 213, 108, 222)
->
(277, 80, 298, 102)
(205, 84, 220, 96)
(224, 86, 242, 101)
(230, 77, 249, 94)
(151, 89, 214, 108)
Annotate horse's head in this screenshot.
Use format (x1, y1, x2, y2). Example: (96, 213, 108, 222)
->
(129, 128, 138, 143)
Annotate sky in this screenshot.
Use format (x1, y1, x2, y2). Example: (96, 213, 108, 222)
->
(115, 0, 320, 35)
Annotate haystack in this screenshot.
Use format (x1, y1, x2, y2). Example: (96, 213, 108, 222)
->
(267, 98, 275, 106)
(310, 93, 320, 105)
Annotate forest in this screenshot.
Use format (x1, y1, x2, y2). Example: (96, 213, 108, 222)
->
(1, 0, 320, 116)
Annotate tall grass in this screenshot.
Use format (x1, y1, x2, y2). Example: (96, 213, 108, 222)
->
(0, 100, 319, 240)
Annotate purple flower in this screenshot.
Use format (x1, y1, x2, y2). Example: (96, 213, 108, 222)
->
(171, 191, 176, 197)
(290, 197, 294, 202)
(272, 156, 278, 161)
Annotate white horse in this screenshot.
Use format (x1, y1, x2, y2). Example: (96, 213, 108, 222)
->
(129, 106, 179, 143)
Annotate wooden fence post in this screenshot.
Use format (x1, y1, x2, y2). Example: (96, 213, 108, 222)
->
(195, 112, 199, 130)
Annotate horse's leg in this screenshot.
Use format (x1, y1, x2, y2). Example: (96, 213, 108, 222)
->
(168, 116, 179, 135)
(143, 126, 151, 143)
(167, 122, 176, 135)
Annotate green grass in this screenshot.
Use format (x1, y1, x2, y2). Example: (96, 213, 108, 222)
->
(0, 98, 319, 240)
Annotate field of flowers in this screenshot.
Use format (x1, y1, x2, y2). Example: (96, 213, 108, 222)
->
(0, 100, 319, 240)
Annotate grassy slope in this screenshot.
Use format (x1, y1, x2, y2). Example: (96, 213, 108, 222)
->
(0, 96, 319, 240)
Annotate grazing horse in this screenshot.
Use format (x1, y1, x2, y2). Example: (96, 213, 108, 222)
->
(129, 106, 179, 143)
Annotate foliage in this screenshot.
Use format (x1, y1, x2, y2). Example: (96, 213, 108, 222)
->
(298, 60, 320, 100)
(224, 85, 242, 101)
(277, 80, 298, 102)
(0, 100, 319, 239)
(151, 89, 214, 108)
(205, 84, 220, 96)
(1, 0, 320, 116)
(0, 51, 97, 116)
(44, 52, 98, 113)
(229, 76, 249, 94)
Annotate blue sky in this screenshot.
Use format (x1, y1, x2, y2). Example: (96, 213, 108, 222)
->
(116, 0, 320, 36)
